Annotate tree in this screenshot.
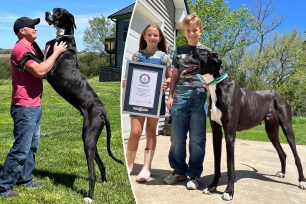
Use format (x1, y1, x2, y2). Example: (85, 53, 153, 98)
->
(83, 16, 115, 53)
(183, 0, 255, 86)
(185, 0, 254, 58)
(251, 0, 282, 55)
(266, 30, 306, 115)
(247, 0, 282, 85)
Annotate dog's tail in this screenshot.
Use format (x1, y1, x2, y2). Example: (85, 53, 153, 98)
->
(105, 116, 124, 164)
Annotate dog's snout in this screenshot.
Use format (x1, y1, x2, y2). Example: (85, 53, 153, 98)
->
(45, 11, 54, 25)
(45, 11, 51, 19)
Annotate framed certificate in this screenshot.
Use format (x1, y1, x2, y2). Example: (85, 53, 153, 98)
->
(122, 60, 166, 118)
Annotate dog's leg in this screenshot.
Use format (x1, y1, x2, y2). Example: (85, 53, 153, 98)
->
(276, 97, 306, 189)
(203, 120, 223, 195)
(82, 111, 103, 203)
(95, 148, 107, 182)
(278, 117, 306, 189)
(222, 127, 236, 201)
(264, 115, 287, 178)
(18, 52, 42, 72)
(83, 139, 96, 203)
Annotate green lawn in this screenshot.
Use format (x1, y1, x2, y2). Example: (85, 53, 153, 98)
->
(0, 78, 135, 204)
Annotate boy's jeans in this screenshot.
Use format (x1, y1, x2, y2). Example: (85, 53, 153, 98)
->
(169, 97, 207, 179)
(0, 105, 41, 192)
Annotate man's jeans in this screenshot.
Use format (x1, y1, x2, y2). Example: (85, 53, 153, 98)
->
(0, 105, 41, 191)
(169, 97, 207, 179)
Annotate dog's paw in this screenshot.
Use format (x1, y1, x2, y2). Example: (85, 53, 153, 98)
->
(299, 181, 306, 189)
(83, 197, 93, 204)
(222, 193, 233, 201)
(276, 171, 285, 178)
(203, 188, 213, 195)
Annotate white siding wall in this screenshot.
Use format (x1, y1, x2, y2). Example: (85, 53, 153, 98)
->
(121, 0, 187, 139)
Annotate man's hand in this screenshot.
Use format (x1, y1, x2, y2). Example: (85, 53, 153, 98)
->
(53, 41, 67, 58)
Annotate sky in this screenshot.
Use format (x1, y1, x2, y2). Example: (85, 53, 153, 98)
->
(0, 0, 135, 51)
(0, 0, 305, 51)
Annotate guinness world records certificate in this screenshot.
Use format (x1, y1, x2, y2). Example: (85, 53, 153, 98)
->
(122, 60, 166, 118)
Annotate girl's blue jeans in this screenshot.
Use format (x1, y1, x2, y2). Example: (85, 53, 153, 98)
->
(169, 96, 207, 179)
(0, 105, 41, 192)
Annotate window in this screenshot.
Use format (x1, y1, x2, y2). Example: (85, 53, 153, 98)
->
(123, 20, 130, 43)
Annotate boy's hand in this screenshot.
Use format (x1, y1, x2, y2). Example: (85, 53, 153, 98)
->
(204, 84, 209, 91)
(166, 96, 173, 110)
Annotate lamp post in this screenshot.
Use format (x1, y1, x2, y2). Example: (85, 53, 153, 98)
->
(105, 38, 116, 66)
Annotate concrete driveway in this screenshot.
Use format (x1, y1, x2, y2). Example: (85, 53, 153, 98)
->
(127, 134, 306, 204)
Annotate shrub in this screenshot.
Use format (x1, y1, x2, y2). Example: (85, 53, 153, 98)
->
(0, 52, 110, 80)
(0, 57, 11, 80)
(78, 52, 110, 78)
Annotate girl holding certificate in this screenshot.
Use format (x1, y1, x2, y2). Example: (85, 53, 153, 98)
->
(123, 24, 172, 182)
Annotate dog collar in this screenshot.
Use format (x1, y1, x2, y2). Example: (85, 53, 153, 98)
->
(207, 73, 228, 86)
(56, 35, 71, 38)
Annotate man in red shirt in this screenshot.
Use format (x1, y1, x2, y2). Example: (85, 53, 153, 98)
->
(0, 16, 67, 198)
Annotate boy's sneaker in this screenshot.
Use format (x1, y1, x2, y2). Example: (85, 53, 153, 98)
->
(164, 173, 186, 184)
(186, 177, 199, 190)
(0, 190, 20, 198)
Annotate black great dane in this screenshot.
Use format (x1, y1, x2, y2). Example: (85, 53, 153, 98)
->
(18, 8, 123, 203)
(179, 49, 306, 201)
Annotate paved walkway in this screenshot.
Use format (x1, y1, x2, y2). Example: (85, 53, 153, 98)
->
(127, 134, 306, 204)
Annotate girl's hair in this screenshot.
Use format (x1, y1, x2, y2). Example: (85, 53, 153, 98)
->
(139, 24, 167, 53)
(182, 13, 203, 29)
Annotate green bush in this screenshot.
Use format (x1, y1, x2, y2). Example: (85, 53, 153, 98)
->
(78, 52, 110, 78)
(0, 50, 11, 54)
(0, 53, 110, 80)
(0, 57, 11, 80)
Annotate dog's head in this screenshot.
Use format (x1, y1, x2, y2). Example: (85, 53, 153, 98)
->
(45, 8, 76, 36)
(180, 49, 222, 77)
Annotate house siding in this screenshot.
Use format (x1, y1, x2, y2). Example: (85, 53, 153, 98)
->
(115, 14, 131, 68)
(122, 0, 186, 140)
(146, 0, 175, 49)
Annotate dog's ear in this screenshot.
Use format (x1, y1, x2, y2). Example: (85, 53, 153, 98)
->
(192, 49, 209, 62)
(211, 52, 218, 58)
(209, 52, 222, 66)
(67, 13, 77, 29)
(191, 49, 199, 59)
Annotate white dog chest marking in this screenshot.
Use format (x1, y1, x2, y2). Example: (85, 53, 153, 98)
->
(56, 26, 65, 35)
(202, 74, 223, 126)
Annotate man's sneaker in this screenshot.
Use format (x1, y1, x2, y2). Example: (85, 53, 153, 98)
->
(186, 177, 199, 190)
(164, 173, 186, 185)
(0, 190, 20, 198)
(25, 181, 44, 188)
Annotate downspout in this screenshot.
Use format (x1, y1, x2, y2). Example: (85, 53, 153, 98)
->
(184, 0, 190, 14)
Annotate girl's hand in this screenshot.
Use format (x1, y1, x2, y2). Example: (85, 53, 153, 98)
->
(122, 79, 127, 88)
(161, 78, 171, 91)
(162, 82, 168, 91)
